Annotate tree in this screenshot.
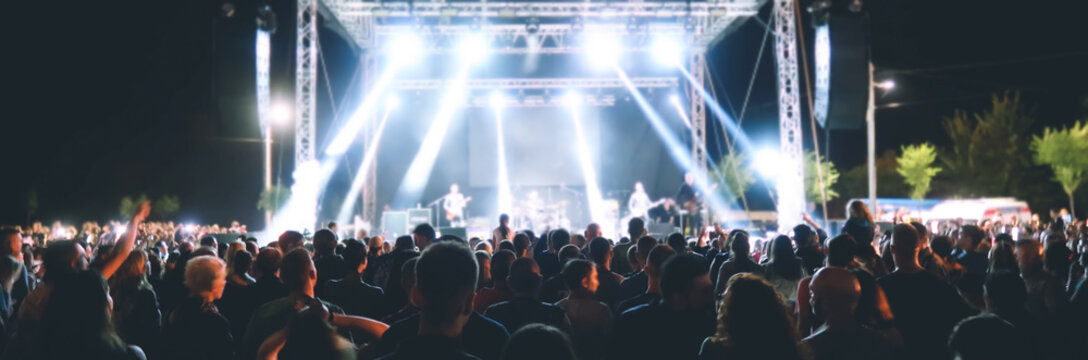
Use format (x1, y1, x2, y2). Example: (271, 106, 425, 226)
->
(258, 183, 291, 215)
(153, 195, 181, 220)
(712, 151, 756, 205)
(941, 91, 1035, 197)
(1030, 121, 1088, 215)
(804, 151, 839, 205)
(120, 194, 150, 218)
(897, 143, 942, 202)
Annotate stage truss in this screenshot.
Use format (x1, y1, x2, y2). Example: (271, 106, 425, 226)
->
(295, 0, 804, 228)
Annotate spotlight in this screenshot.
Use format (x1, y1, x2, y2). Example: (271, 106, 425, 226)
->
(270, 103, 291, 124)
(652, 36, 683, 66)
(584, 32, 620, 69)
(876, 79, 895, 91)
(526, 17, 540, 34)
(563, 93, 583, 107)
(389, 33, 424, 64)
(459, 35, 490, 64)
(471, 17, 484, 31)
(669, 94, 681, 106)
(755, 149, 782, 178)
(490, 92, 506, 108)
(386, 95, 400, 109)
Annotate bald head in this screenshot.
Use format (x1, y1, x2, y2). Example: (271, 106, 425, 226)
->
(809, 267, 860, 322)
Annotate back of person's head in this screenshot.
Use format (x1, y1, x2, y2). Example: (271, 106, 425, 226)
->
(498, 240, 515, 253)
(490, 250, 516, 285)
(636, 236, 657, 261)
(476, 241, 493, 255)
(984, 271, 1027, 312)
(961, 225, 986, 249)
(891, 223, 921, 258)
(312, 229, 337, 255)
(185, 255, 226, 297)
(549, 229, 571, 251)
(38, 270, 125, 357)
(626, 246, 640, 270)
(438, 234, 467, 245)
(627, 217, 645, 239)
(508, 257, 542, 295)
(570, 234, 587, 249)
(949, 314, 1026, 360)
(400, 257, 419, 295)
(1014, 238, 1043, 270)
(413, 223, 436, 247)
(110, 249, 150, 292)
(910, 222, 928, 241)
(558, 244, 582, 264)
(826, 235, 856, 267)
(930, 235, 953, 258)
(587, 237, 613, 266)
(394, 235, 414, 251)
(809, 267, 861, 319)
(415, 241, 478, 324)
(989, 240, 1018, 272)
(513, 233, 531, 257)
(256, 247, 284, 278)
(192, 246, 217, 258)
(847, 200, 872, 222)
(792, 224, 814, 247)
(280, 248, 315, 293)
(712, 273, 803, 359)
(666, 232, 687, 254)
(342, 239, 367, 274)
(279, 302, 344, 360)
(770, 235, 795, 262)
(562, 259, 596, 292)
(645, 245, 677, 277)
(660, 254, 710, 302)
(0, 255, 24, 291)
(200, 235, 218, 249)
(499, 213, 510, 224)
(232, 250, 253, 277)
(729, 230, 750, 256)
(42, 240, 84, 281)
(278, 231, 305, 253)
(501, 324, 577, 360)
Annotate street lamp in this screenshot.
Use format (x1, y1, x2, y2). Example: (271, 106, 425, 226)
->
(867, 64, 893, 217)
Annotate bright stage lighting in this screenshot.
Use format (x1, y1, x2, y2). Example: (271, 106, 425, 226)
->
(490, 92, 506, 108)
(459, 35, 490, 64)
(563, 93, 583, 107)
(669, 94, 693, 129)
(389, 33, 424, 64)
(651, 37, 683, 66)
(335, 99, 397, 226)
(566, 94, 605, 225)
(270, 103, 291, 124)
(585, 33, 620, 69)
(755, 149, 782, 178)
(669, 94, 681, 106)
(386, 95, 400, 109)
(876, 79, 896, 91)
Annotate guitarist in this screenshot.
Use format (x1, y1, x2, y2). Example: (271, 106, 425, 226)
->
(675, 172, 714, 236)
(442, 183, 472, 227)
(628, 182, 668, 221)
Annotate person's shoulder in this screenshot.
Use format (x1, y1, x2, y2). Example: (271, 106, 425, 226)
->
(470, 311, 511, 337)
(698, 337, 728, 359)
(319, 298, 346, 314)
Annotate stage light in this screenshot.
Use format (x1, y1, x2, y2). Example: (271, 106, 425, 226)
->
(565, 95, 605, 226)
(585, 32, 620, 69)
(490, 92, 506, 108)
(669, 94, 692, 129)
(669, 94, 681, 107)
(563, 93, 583, 107)
(335, 98, 397, 226)
(459, 35, 490, 64)
(389, 33, 424, 64)
(270, 103, 291, 124)
(652, 37, 683, 66)
(755, 149, 782, 178)
(876, 79, 895, 91)
(526, 17, 540, 34)
(386, 95, 400, 109)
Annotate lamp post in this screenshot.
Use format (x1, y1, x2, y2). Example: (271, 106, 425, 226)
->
(867, 64, 894, 217)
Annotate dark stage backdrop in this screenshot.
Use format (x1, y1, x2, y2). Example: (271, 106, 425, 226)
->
(466, 107, 600, 187)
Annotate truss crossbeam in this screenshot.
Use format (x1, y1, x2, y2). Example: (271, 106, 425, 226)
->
(392, 77, 678, 90)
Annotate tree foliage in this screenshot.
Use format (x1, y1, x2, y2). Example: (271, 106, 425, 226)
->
(1030, 121, 1088, 214)
(712, 151, 756, 205)
(804, 151, 839, 205)
(153, 195, 181, 220)
(940, 91, 1035, 196)
(897, 143, 942, 201)
(120, 193, 149, 218)
(258, 183, 291, 214)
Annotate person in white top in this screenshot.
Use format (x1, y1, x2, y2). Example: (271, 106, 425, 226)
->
(443, 183, 471, 227)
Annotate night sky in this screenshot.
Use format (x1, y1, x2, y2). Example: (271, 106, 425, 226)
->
(3, 0, 1086, 226)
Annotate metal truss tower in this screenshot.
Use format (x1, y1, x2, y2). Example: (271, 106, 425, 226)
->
(772, 0, 805, 230)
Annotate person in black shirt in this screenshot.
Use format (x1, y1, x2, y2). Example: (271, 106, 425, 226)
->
(374, 242, 509, 360)
(793, 223, 827, 276)
(484, 258, 569, 332)
(616, 245, 675, 315)
(162, 255, 234, 360)
(325, 239, 385, 319)
(312, 229, 345, 298)
(878, 224, 975, 360)
(713, 230, 763, 295)
(108, 249, 161, 358)
(618, 236, 658, 302)
(802, 268, 897, 360)
(251, 247, 288, 307)
(948, 314, 1028, 360)
(538, 244, 584, 303)
(537, 230, 570, 281)
(611, 254, 715, 360)
(588, 237, 624, 309)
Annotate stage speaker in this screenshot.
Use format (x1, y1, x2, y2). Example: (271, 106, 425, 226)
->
(438, 227, 467, 241)
(382, 211, 409, 238)
(407, 208, 432, 227)
(813, 3, 870, 130)
(648, 223, 678, 240)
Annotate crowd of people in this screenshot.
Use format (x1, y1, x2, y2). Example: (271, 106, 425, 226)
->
(0, 199, 1084, 360)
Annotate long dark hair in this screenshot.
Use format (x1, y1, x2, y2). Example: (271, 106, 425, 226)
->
(710, 273, 807, 360)
(36, 271, 128, 359)
(766, 235, 803, 280)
